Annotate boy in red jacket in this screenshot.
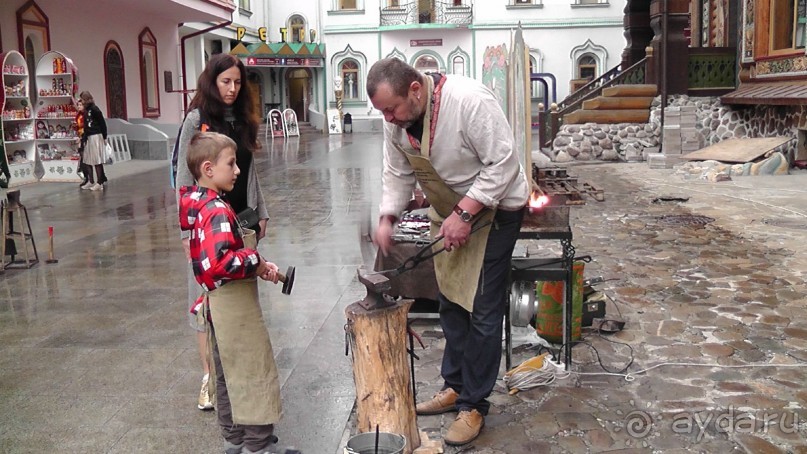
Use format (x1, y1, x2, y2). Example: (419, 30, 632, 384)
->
(178, 131, 283, 454)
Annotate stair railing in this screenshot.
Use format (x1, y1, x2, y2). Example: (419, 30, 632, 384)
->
(548, 56, 648, 146)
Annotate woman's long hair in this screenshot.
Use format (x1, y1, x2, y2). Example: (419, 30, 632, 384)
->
(188, 54, 259, 151)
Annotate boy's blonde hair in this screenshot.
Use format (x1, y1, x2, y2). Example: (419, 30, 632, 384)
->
(187, 131, 237, 181)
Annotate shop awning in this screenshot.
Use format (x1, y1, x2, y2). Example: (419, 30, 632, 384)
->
(721, 81, 807, 106)
(230, 42, 326, 68)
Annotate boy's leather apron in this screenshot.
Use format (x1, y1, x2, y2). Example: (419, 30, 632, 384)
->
(205, 228, 281, 425)
(397, 75, 494, 312)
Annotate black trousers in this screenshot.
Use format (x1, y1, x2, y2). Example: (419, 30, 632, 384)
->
(438, 208, 524, 415)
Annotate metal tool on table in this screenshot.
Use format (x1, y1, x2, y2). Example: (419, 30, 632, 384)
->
(371, 220, 493, 279)
(356, 220, 491, 310)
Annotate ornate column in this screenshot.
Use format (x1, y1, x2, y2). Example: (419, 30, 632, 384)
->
(621, 0, 653, 69)
(333, 75, 344, 121)
(650, 0, 690, 95)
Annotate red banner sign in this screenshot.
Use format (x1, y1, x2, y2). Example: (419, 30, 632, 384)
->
(245, 57, 323, 67)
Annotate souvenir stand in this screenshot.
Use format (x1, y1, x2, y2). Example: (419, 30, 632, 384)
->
(35, 51, 80, 182)
(1, 51, 37, 187)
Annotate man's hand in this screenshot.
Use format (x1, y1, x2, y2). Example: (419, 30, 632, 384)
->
(439, 214, 472, 252)
(182, 238, 191, 262)
(374, 216, 396, 256)
(257, 218, 268, 241)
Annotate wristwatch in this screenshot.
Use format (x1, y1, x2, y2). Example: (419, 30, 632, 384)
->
(453, 205, 474, 223)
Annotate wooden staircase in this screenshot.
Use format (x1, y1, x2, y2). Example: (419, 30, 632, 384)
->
(563, 84, 657, 124)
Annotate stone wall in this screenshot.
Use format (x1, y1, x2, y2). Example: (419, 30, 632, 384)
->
(551, 96, 805, 162)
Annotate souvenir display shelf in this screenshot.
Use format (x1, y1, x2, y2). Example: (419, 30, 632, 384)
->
(35, 51, 80, 182)
(1, 51, 37, 187)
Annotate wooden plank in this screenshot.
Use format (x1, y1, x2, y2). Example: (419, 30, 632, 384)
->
(680, 137, 792, 163)
(583, 96, 655, 110)
(564, 109, 650, 124)
(602, 84, 658, 97)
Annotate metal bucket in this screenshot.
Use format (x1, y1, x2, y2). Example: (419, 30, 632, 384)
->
(345, 432, 406, 454)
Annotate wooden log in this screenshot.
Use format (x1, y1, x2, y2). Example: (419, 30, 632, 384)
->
(346, 299, 420, 453)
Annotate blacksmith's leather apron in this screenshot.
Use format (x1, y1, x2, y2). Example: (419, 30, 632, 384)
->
(395, 75, 495, 312)
(203, 228, 281, 425)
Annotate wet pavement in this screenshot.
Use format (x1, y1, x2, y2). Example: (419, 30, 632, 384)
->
(2, 132, 807, 453)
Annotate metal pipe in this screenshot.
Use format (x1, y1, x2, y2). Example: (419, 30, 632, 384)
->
(179, 18, 233, 113)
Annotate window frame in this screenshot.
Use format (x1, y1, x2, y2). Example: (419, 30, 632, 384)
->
(414, 55, 439, 73)
(577, 54, 597, 80)
(138, 27, 160, 118)
(767, 0, 806, 55)
(288, 15, 306, 43)
(340, 59, 360, 100)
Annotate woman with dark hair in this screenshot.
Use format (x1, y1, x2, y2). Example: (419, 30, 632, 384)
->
(78, 91, 108, 190)
(174, 53, 275, 454)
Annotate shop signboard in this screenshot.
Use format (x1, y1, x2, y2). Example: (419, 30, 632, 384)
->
(245, 57, 323, 67)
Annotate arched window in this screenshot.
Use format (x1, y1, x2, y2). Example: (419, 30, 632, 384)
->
(340, 59, 360, 99)
(452, 55, 465, 76)
(577, 54, 597, 80)
(104, 41, 127, 120)
(414, 55, 439, 73)
(139, 28, 160, 118)
(289, 15, 305, 43)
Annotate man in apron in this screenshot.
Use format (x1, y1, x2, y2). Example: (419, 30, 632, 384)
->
(367, 58, 530, 446)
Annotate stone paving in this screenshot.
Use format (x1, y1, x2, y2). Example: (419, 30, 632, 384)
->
(410, 163, 807, 453)
(2, 133, 807, 453)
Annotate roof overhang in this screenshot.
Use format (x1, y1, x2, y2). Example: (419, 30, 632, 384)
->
(721, 81, 807, 106)
(105, 0, 233, 23)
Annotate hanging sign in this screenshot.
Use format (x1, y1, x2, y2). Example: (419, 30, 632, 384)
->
(410, 39, 442, 47)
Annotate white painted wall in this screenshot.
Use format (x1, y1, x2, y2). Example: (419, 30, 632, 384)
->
(1, 0, 197, 124)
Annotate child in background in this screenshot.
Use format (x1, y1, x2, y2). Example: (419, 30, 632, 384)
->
(178, 131, 283, 454)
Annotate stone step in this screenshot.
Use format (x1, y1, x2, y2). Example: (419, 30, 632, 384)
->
(601, 84, 658, 97)
(563, 109, 651, 124)
(582, 96, 655, 110)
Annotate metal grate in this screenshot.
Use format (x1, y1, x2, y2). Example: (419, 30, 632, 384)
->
(657, 214, 715, 226)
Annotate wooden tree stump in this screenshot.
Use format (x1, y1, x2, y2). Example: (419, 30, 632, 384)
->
(346, 299, 420, 453)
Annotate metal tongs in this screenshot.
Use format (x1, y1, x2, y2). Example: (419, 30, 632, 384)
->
(372, 220, 492, 278)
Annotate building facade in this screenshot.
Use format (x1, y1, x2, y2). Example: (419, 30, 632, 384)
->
(319, 0, 627, 131)
(1, 0, 234, 125)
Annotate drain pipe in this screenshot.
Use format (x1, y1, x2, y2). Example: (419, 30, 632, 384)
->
(179, 18, 233, 113)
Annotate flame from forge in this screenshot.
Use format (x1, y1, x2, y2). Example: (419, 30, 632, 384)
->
(528, 190, 550, 210)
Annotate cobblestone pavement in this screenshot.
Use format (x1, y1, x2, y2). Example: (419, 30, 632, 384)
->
(3, 131, 807, 453)
(412, 163, 807, 453)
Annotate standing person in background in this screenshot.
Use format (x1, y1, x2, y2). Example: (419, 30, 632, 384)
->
(74, 98, 89, 188)
(78, 91, 108, 191)
(174, 53, 269, 416)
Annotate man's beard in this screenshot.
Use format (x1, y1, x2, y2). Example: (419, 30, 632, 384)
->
(394, 97, 425, 129)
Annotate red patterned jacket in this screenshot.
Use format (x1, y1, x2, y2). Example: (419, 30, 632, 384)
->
(178, 185, 261, 313)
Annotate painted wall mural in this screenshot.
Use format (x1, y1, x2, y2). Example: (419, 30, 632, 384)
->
(742, 0, 755, 62)
(482, 44, 508, 115)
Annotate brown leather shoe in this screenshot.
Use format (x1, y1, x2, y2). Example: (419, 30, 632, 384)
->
(415, 388, 459, 415)
(445, 409, 485, 446)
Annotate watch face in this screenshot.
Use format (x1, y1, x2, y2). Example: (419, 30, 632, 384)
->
(460, 211, 473, 222)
